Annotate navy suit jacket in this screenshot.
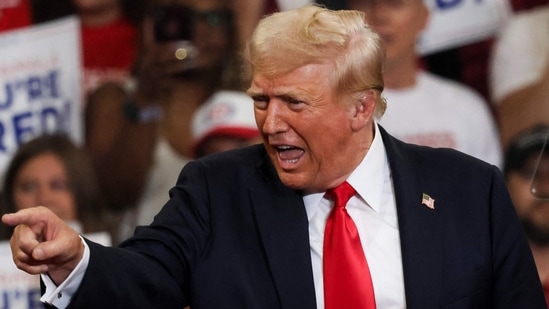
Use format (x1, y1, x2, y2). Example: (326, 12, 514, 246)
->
(65, 127, 546, 308)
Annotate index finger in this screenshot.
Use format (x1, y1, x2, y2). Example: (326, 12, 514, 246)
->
(2, 206, 53, 229)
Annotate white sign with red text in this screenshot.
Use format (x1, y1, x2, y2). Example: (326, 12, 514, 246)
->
(0, 16, 83, 186)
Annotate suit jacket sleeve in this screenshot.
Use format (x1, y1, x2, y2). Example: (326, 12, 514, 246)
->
(64, 159, 212, 308)
(61, 146, 314, 309)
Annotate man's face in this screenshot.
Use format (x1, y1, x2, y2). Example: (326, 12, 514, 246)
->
(249, 63, 368, 193)
(348, 0, 428, 66)
(507, 153, 549, 245)
(141, 0, 232, 77)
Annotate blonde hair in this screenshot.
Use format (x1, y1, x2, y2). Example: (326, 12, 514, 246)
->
(243, 5, 387, 118)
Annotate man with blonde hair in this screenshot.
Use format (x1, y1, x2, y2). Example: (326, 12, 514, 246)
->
(2, 5, 545, 308)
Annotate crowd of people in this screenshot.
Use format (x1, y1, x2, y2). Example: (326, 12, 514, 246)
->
(1, 0, 549, 308)
(348, 0, 502, 168)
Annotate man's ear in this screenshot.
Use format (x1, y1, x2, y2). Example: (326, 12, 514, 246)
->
(351, 91, 376, 131)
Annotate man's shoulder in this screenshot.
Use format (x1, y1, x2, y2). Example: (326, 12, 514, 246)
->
(390, 140, 501, 196)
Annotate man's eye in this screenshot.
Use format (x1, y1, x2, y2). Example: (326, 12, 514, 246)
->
(279, 94, 304, 106)
(253, 100, 268, 110)
(288, 99, 303, 105)
(252, 95, 269, 109)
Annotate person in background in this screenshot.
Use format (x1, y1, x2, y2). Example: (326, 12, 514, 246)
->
(123, 90, 260, 230)
(231, 0, 278, 52)
(30, 0, 143, 95)
(2, 5, 545, 308)
(73, 0, 141, 94)
(231, 0, 312, 52)
(191, 90, 261, 158)
(489, 4, 549, 149)
(419, 0, 547, 104)
(0, 0, 32, 31)
(0, 133, 113, 309)
(348, 0, 502, 168)
(86, 0, 243, 240)
(503, 125, 549, 305)
(122, 88, 261, 233)
(0, 133, 114, 243)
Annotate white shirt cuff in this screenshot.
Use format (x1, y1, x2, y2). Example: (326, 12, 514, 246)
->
(40, 235, 90, 308)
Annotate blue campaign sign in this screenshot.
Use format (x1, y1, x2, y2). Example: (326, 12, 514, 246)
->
(419, 0, 512, 54)
(0, 288, 42, 309)
(0, 70, 73, 150)
(0, 16, 82, 185)
(434, 0, 466, 10)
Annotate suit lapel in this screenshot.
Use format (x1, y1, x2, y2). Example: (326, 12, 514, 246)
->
(380, 127, 443, 308)
(248, 130, 444, 308)
(250, 154, 317, 309)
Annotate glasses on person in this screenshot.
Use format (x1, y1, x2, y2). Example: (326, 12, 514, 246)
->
(529, 132, 549, 200)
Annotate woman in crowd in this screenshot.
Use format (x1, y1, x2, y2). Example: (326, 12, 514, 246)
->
(0, 133, 114, 243)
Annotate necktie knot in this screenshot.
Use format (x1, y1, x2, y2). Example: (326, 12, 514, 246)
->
(325, 181, 356, 209)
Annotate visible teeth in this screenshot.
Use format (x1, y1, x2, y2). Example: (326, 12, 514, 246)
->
(284, 159, 298, 163)
(277, 145, 292, 150)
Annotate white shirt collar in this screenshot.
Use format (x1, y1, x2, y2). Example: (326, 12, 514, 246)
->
(347, 122, 387, 213)
(303, 122, 389, 213)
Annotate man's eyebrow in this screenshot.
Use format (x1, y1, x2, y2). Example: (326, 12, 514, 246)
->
(277, 94, 299, 102)
(246, 88, 306, 100)
(246, 89, 263, 97)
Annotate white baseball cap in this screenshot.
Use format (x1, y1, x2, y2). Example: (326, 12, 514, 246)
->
(192, 90, 260, 155)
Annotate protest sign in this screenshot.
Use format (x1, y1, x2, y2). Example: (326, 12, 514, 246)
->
(0, 16, 82, 185)
(0, 241, 41, 309)
(419, 0, 512, 54)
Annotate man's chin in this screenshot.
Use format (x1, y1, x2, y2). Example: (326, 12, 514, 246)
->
(278, 172, 307, 191)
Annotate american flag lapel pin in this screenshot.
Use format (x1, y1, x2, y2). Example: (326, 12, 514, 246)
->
(421, 193, 435, 210)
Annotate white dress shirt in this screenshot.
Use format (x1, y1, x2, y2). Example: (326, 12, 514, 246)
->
(304, 123, 405, 308)
(42, 123, 405, 308)
(41, 236, 89, 307)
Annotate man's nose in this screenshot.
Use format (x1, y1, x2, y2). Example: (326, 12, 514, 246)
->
(261, 100, 288, 135)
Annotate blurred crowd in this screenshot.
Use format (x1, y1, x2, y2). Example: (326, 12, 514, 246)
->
(1, 0, 549, 305)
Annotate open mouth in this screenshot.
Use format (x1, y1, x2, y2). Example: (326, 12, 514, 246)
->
(276, 145, 305, 165)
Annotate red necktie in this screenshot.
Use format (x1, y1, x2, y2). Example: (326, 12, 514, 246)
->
(323, 181, 376, 309)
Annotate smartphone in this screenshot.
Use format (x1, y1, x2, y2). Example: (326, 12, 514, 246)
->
(153, 5, 193, 42)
